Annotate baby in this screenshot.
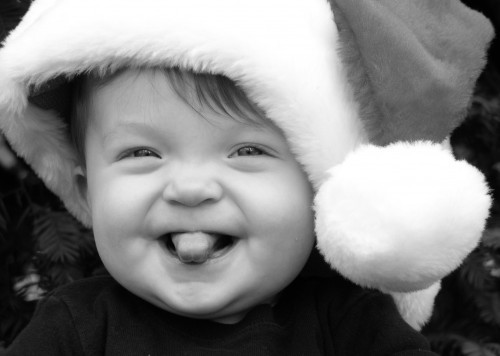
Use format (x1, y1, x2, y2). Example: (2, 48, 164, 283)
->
(4, 64, 437, 355)
(0, 0, 493, 355)
(75, 67, 316, 325)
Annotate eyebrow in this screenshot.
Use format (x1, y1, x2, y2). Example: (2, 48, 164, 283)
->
(102, 121, 164, 145)
(100, 112, 282, 148)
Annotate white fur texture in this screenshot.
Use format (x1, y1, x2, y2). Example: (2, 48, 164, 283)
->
(315, 141, 491, 292)
(388, 282, 441, 330)
(0, 0, 366, 225)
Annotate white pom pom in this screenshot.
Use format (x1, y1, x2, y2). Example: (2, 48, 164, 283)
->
(315, 141, 490, 292)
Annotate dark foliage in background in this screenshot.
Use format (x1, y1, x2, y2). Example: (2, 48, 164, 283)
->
(421, 63, 500, 355)
(0, 159, 104, 348)
(0, 0, 499, 354)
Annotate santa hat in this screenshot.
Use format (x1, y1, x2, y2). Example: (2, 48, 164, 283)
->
(0, 0, 494, 329)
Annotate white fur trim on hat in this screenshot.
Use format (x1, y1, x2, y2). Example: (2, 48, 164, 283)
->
(0, 0, 366, 222)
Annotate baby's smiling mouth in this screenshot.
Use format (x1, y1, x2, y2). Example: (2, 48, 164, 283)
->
(163, 231, 236, 264)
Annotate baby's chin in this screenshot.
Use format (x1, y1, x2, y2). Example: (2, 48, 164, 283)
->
(152, 299, 251, 324)
(175, 300, 277, 324)
(137, 287, 278, 324)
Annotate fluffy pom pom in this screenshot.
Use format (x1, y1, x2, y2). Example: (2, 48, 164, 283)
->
(315, 141, 490, 292)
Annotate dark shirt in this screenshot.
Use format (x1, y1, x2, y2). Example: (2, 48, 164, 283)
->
(2, 275, 439, 355)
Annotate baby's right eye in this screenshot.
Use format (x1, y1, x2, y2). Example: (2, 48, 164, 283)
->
(120, 148, 161, 159)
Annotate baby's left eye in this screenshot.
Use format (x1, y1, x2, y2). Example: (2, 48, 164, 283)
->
(231, 146, 266, 157)
(132, 149, 159, 158)
(120, 148, 161, 160)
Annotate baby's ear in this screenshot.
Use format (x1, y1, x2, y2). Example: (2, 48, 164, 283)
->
(73, 166, 92, 225)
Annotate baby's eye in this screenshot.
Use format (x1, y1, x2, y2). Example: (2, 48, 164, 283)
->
(121, 148, 160, 159)
(231, 146, 266, 157)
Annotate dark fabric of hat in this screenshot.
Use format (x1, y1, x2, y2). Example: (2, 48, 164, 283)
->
(331, 0, 494, 145)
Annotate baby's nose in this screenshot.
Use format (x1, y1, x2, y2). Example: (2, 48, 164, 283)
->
(162, 174, 223, 207)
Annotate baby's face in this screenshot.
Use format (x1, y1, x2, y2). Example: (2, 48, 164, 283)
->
(81, 69, 315, 323)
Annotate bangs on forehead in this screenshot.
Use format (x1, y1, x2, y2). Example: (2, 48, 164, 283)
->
(91, 67, 267, 125)
(160, 68, 267, 126)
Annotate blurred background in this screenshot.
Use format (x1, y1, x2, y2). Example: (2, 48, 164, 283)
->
(0, 0, 499, 354)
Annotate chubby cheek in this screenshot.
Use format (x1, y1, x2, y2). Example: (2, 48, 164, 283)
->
(90, 171, 152, 221)
(245, 171, 315, 272)
(87, 173, 158, 260)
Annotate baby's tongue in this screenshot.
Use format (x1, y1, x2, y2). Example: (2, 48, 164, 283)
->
(171, 232, 218, 263)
